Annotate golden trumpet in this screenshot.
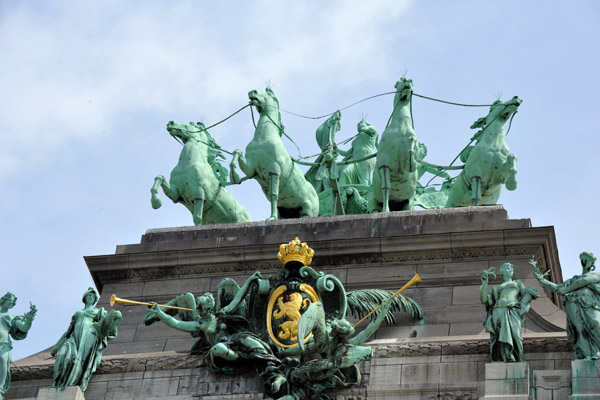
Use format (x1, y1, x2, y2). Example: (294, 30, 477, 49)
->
(109, 294, 196, 312)
(354, 272, 422, 327)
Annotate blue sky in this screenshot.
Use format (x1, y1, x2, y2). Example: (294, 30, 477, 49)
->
(1, 1, 599, 359)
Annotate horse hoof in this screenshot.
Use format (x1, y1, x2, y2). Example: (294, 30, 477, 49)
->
(151, 196, 163, 209)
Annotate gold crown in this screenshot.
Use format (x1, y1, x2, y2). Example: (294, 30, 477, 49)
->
(278, 237, 314, 266)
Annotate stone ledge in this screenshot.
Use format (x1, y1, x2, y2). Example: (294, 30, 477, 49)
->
(114, 206, 525, 254)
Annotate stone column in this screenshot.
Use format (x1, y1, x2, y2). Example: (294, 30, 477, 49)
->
(37, 386, 85, 400)
(570, 360, 600, 399)
(482, 362, 532, 399)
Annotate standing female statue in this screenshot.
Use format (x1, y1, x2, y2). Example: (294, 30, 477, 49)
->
(480, 263, 538, 362)
(52, 288, 122, 391)
(530, 253, 600, 360)
(0, 292, 36, 397)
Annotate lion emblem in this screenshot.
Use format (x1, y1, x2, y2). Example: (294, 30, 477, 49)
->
(273, 292, 311, 342)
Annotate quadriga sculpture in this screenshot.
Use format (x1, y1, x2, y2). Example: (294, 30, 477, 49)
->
(445, 96, 522, 207)
(531, 253, 600, 360)
(370, 78, 419, 211)
(230, 87, 319, 219)
(151, 121, 251, 225)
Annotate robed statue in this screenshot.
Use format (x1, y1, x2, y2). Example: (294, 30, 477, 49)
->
(531, 253, 600, 360)
(52, 288, 122, 391)
(479, 263, 538, 362)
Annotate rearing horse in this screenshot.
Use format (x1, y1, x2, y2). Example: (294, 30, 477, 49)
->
(150, 121, 251, 225)
(370, 78, 419, 211)
(445, 96, 522, 207)
(230, 87, 319, 219)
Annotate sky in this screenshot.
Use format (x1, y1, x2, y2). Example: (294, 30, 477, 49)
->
(1, 1, 599, 360)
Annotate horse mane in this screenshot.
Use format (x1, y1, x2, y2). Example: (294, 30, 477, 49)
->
(266, 87, 285, 137)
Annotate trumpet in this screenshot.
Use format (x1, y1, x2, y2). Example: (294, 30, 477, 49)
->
(354, 272, 422, 327)
(109, 294, 196, 312)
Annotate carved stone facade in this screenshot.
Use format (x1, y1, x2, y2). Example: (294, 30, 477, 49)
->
(9, 206, 575, 399)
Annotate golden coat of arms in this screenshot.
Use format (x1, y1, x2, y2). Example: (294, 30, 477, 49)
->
(266, 284, 320, 348)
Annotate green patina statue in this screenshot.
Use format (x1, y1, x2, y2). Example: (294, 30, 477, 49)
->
(414, 143, 454, 209)
(230, 87, 319, 220)
(445, 96, 522, 207)
(480, 263, 539, 362)
(305, 111, 342, 194)
(370, 78, 419, 212)
(52, 288, 122, 391)
(337, 120, 378, 187)
(530, 253, 600, 360)
(138, 238, 422, 399)
(144, 273, 282, 376)
(151, 121, 251, 225)
(273, 300, 394, 399)
(0, 292, 36, 397)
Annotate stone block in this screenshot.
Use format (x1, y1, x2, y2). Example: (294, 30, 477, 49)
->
(142, 277, 212, 298)
(140, 377, 179, 397)
(440, 361, 478, 383)
(532, 369, 571, 400)
(37, 387, 85, 400)
(483, 362, 530, 399)
(400, 362, 441, 384)
(374, 323, 450, 339)
(449, 322, 486, 336)
(571, 360, 600, 398)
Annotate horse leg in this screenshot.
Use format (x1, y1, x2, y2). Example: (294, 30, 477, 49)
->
(380, 165, 392, 212)
(268, 172, 280, 220)
(192, 187, 206, 226)
(471, 176, 482, 206)
(230, 149, 256, 184)
(505, 154, 518, 191)
(150, 176, 164, 209)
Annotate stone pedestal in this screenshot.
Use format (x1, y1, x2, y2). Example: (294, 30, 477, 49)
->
(36, 387, 85, 400)
(482, 362, 532, 399)
(533, 370, 571, 400)
(570, 360, 600, 399)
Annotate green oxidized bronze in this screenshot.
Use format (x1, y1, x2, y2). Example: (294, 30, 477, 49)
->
(52, 288, 122, 391)
(371, 77, 419, 212)
(0, 292, 36, 397)
(137, 237, 423, 399)
(531, 253, 600, 360)
(151, 121, 251, 225)
(479, 263, 539, 362)
(230, 87, 319, 220)
(445, 96, 521, 207)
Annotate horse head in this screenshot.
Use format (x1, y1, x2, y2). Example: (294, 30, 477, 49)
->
(470, 96, 522, 131)
(166, 121, 206, 143)
(248, 87, 281, 115)
(393, 77, 414, 105)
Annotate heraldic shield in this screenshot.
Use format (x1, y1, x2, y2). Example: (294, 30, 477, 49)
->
(263, 237, 349, 349)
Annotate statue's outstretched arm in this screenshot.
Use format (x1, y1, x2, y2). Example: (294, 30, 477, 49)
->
(13, 303, 36, 334)
(529, 257, 562, 292)
(560, 272, 600, 294)
(148, 303, 199, 333)
(479, 268, 494, 305)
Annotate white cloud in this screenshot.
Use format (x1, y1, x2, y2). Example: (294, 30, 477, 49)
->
(0, 1, 415, 180)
